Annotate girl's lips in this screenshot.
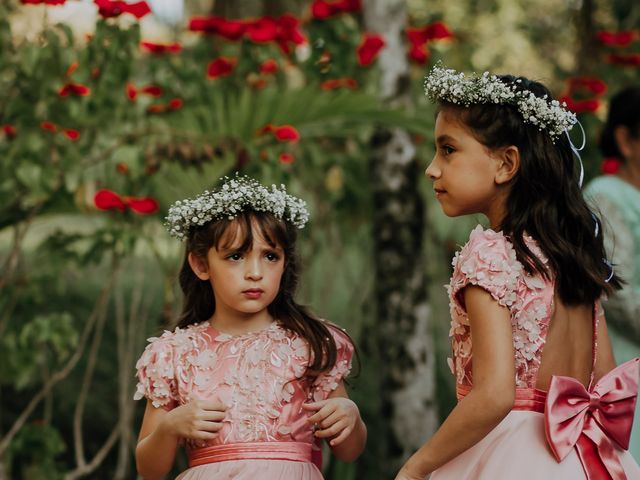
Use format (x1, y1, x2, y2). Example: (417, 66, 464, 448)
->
(242, 289, 263, 299)
(434, 188, 447, 198)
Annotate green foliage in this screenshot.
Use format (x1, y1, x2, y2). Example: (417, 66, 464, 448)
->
(5, 423, 66, 480)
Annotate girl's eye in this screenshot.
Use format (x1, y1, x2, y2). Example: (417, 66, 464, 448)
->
(227, 253, 243, 261)
(265, 252, 280, 262)
(442, 145, 455, 155)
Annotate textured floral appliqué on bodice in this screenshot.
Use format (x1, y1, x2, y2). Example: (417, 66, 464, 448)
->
(134, 322, 353, 445)
(447, 226, 557, 388)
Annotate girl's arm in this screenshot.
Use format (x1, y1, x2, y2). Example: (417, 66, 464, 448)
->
(397, 285, 516, 479)
(136, 399, 227, 479)
(302, 382, 367, 462)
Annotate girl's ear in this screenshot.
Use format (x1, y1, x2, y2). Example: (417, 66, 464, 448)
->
(188, 252, 210, 280)
(614, 126, 632, 159)
(495, 145, 520, 185)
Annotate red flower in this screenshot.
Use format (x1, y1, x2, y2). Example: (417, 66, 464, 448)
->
(567, 77, 607, 96)
(245, 17, 279, 43)
(116, 163, 129, 174)
(94, 189, 159, 214)
(596, 31, 636, 47)
(168, 98, 183, 110)
(140, 41, 182, 54)
(249, 78, 268, 89)
(259, 124, 300, 142)
(423, 21, 454, 41)
(126, 83, 137, 101)
(274, 125, 300, 142)
(59, 83, 91, 97)
(245, 15, 306, 54)
(207, 57, 236, 79)
(2, 124, 17, 138)
(601, 157, 621, 175)
(357, 33, 385, 66)
(63, 129, 80, 141)
(40, 121, 57, 133)
(140, 85, 163, 97)
(321, 77, 358, 90)
(279, 152, 295, 164)
(558, 95, 601, 114)
(259, 59, 279, 75)
(408, 43, 430, 64)
(311, 0, 362, 20)
(94, 0, 151, 19)
(65, 62, 79, 77)
(147, 98, 183, 113)
(188, 16, 246, 40)
(406, 22, 452, 63)
(607, 53, 640, 67)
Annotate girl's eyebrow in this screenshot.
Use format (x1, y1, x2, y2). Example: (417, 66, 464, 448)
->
(436, 134, 456, 145)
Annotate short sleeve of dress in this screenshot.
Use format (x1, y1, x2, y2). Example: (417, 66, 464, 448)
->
(449, 226, 522, 312)
(133, 332, 178, 410)
(311, 326, 354, 402)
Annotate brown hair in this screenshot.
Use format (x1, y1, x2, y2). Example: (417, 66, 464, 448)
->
(437, 74, 622, 305)
(176, 210, 354, 379)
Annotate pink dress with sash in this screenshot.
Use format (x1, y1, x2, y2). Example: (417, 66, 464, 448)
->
(431, 226, 640, 479)
(134, 321, 353, 479)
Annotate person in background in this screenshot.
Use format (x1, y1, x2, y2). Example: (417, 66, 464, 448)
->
(585, 85, 640, 461)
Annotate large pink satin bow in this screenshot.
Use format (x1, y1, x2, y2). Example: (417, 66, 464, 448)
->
(545, 357, 639, 480)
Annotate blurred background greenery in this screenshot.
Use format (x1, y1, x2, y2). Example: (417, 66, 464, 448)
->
(0, 0, 638, 478)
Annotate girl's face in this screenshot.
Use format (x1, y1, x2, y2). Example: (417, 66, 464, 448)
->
(425, 110, 508, 226)
(190, 218, 285, 323)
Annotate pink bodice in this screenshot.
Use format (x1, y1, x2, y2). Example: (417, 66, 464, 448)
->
(134, 321, 353, 448)
(447, 226, 598, 389)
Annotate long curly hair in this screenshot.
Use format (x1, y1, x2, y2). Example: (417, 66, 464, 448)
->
(176, 210, 353, 379)
(438, 75, 622, 305)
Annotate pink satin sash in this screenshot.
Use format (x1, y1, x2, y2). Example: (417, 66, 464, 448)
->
(188, 441, 313, 468)
(456, 384, 546, 413)
(456, 357, 639, 480)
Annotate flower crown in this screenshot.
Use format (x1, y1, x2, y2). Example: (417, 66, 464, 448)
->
(165, 174, 309, 240)
(423, 64, 577, 140)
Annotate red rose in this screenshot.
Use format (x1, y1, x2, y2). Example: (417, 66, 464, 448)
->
(59, 83, 91, 97)
(140, 41, 182, 54)
(40, 121, 57, 133)
(279, 152, 295, 164)
(63, 129, 80, 141)
(596, 31, 635, 47)
(601, 157, 621, 175)
(188, 16, 245, 40)
(207, 57, 236, 79)
(168, 98, 183, 110)
(357, 33, 385, 66)
(259, 59, 279, 75)
(94, 0, 151, 19)
(3, 124, 17, 138)
(607, 53, 640, 67)
(321, 78, 358, 90)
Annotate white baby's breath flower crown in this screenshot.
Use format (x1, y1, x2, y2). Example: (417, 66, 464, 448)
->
(423, 64, 577, 141)
(165, 173, 309, 240)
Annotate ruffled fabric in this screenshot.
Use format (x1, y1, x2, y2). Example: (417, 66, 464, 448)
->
(134, 321, 354, 446)
(447, 226, 555, 388)
(311, 326, 354, 402)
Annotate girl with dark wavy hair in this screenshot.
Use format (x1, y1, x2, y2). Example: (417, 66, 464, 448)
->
(133, 175, 365, 479)
(396, 66, 639, 480)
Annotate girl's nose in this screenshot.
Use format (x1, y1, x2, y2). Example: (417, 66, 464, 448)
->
(425, 158, 439, 179)
(244, 257, 263, 280)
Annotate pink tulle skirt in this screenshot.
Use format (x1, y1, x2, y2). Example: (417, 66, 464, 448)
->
(175, 459, 323, 480)
(430, 410, 640, 479)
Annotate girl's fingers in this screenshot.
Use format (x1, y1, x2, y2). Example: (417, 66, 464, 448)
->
(306, 403, 336, 425)
(314, 419, 346, 438)
(200, 399, 228, 412)
(301, 400, 326, 411)
(197, 420, 225, 433)
(201, 410, 226, 422)
(329, 424, 354, 446)
(318, 410, 341, 429)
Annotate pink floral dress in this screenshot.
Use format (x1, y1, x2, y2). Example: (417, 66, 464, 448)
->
(431, 226, 640, 479)
(134, 321, 353, 479)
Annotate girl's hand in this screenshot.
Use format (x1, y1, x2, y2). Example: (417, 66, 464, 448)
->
(302, 397, 360, 446)
(161, 399, 227, 445)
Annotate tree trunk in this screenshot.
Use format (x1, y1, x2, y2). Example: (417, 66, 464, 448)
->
(363, 1, 438, 477)
(575, 0, 598, 75)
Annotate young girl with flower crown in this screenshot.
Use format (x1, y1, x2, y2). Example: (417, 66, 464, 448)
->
(134, 175, 366, 479)
(395, 66, 640, 480)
